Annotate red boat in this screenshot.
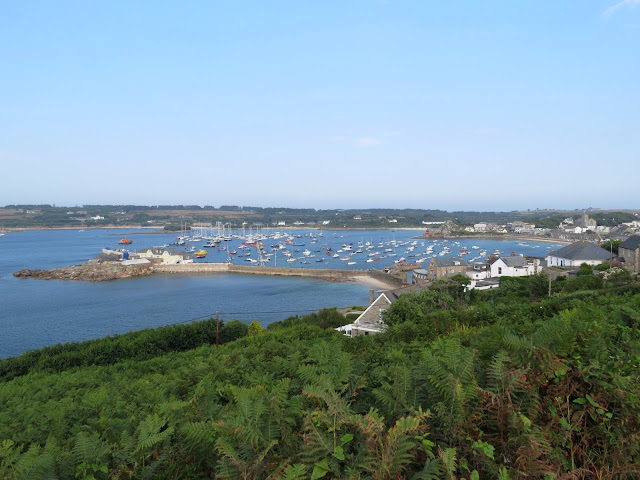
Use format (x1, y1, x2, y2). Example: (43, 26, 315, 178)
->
(118, 238, 132, 245)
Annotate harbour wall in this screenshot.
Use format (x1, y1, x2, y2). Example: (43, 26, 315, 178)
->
(152, 263, 403, 287)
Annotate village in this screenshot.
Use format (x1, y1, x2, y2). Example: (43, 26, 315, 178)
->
(339, 213, 640, 337)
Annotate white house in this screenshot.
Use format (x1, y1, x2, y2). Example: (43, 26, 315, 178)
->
(545, 241, 611, 268)
(489, 256, 537, 277)
(337, 284, 431, 337)
(466, 263, 491, 280)
(136, 247, 194, 264)
(337, 293, 391, 337)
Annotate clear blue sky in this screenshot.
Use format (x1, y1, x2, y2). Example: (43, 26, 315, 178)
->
(1, 1, 638, 210)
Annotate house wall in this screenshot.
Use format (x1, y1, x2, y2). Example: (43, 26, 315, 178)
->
(336, 293, 392, 336)
(466, 267, 490, 280)
(620, 247, 640, 273)
(354, 295, 391, 328)
(137, 250, 190, 265)
(426, 261, 467, 280)
(490, 259, 535, 277)
(546, 255, 604, 268)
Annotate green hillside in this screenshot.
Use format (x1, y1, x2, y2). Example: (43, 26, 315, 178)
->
(1, 273, 640, 479)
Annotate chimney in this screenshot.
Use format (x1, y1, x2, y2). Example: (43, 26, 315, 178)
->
(369, 288, 375, 304)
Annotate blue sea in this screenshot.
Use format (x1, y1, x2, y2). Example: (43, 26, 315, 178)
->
(0, 228, 563, 358)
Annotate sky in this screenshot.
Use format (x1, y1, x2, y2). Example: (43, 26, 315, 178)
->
(1, 1, 638, 211)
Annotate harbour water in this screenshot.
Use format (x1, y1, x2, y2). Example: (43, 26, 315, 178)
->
(0, 228, 563, 358)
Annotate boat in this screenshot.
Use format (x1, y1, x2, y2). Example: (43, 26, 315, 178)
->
(194, 249, 208, 258)
(118, 238, 132, 245)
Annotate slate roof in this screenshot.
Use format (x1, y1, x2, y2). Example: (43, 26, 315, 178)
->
(547, 241, 611, 261)
(138, 247, 195, 259)
(385, 283, 431, 302)
(500, 256, 530, 267)
(620, 235, 640, 251)
(88, 253, 122, 264)
(429, 257, 467, 267)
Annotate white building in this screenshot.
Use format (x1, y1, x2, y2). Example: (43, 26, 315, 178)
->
(136, 247, 194, 264)
(337, 293, 391, 337)
(545, 241, 611, 268)
(489, 256, 537, 277)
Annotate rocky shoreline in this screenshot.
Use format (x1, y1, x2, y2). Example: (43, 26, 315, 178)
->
(13, 263, 153, 281)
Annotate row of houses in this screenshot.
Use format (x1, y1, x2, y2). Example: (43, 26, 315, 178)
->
(412, 255, 542, 283)
(340, 237, 640, 337)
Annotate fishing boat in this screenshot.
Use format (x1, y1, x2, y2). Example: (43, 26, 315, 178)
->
(118, 238, 132, 245)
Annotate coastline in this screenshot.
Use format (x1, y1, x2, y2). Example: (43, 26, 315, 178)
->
(349, 275, 399, 290)
(414, 233, 572, 245)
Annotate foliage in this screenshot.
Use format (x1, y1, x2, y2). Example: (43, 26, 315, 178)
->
(247, 321, 265, 336)
(1, 273, 640, 478)
(0, 317, 248, 381)
(600, 240, 621, 255)
(268, 308, 350, 330)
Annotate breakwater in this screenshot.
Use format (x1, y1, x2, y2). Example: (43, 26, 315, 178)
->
(154, 263, 364, 280)
(153, 263, 403, 287)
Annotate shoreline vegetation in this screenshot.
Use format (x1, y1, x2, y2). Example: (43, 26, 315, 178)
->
(2, 269, 639, 478)
(2, 205, 637, 233)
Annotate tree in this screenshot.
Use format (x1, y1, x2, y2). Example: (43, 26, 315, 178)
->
(247, 321, 264, 337)
(220, 320, 248, 343)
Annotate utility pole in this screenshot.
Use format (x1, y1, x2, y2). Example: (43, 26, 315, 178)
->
(216, 311, 219, 347)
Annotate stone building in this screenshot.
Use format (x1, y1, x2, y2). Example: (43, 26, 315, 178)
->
(619, 235, 640, 273)
(425, 257, 468, 281)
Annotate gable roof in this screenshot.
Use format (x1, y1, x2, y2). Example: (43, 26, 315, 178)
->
(429, 257, 467, 267)
(546, 241, 611, 261)
(138, 247, 195, 259)
(620, 235, 640, 251)
(385, 283, 432, 302)
(501, 256, 530, 267)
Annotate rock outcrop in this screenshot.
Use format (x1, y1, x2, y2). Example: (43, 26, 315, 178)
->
(13, 263, 153, 281)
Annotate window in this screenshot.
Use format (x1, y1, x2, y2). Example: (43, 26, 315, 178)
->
(498, 267, 502, 275)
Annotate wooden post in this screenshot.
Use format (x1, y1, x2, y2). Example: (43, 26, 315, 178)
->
(216, 311, 219, 347)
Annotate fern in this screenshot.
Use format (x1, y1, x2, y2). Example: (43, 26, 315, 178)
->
(72, 431, 102, 466)
(531, 315, 575, 357)
(180, 421, 213, 453)
(134, 415, 174, 454)
(412, 458, 443, 480)
(420, 339, 478, 432)
(438, 447, 457, 479)
(11, 445, 57, 480)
